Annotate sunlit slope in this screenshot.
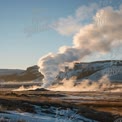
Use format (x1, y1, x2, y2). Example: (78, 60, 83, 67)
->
(57, 60, 122, 82)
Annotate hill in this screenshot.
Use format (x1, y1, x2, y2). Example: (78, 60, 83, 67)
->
(56, 60, 122, 83)
(0, 65, 44, 82)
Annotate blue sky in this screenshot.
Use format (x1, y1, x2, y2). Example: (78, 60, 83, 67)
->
(0, 0, 121, 69)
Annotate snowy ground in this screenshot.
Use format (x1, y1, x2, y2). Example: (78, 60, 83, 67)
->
(0, 105, 97, 122)
(0, 87, 121, 122)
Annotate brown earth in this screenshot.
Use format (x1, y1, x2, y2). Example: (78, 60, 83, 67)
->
(0, 90, 121, 122)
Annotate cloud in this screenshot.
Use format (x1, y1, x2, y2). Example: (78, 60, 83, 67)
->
(51, 3, 99, 36)
(38, 6, 122, 88)
(51, 16, 81, 36)
(73, 6, 122, 52)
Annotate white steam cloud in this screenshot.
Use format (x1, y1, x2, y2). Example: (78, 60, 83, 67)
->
(51, 3, 98, 35)
(48, 76, 111, 91)
(38, 6, 122, 88)
(13, 85, 42, 91)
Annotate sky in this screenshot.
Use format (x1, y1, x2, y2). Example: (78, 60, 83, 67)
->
(0, 0, 122, 69)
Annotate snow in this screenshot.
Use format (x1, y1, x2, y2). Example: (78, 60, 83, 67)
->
(89, 66, 122, 82)
(0, 105, 97, 122)
(0, 111, 55, 122)
(57, 61, 122, 82)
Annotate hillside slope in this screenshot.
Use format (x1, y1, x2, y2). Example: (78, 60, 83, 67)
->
(56, 60, 122, 83)
(0, 65, 44, 82)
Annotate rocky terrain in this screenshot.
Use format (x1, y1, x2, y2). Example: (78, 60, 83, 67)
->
(56, 60, 122, 83)
(0, 90, 121, 122)
(0, 60, 121, 122)
(0, 65, 44, 82)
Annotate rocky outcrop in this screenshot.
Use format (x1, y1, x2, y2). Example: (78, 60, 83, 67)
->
(0, 65, 44, 82)
(56, 60, 122, 82)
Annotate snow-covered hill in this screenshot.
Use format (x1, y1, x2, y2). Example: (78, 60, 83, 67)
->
(56, 60, 122, 83)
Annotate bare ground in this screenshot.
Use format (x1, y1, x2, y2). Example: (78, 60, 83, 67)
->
(0, 90, 121, 122)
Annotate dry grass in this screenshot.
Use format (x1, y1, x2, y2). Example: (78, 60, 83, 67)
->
(0, 90, 121, 122)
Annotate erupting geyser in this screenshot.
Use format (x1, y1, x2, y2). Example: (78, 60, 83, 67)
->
(38, 6, 122, 88)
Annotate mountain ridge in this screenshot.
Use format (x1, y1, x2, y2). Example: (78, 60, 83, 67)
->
(56, 60, 122, 83)
(0, 65, 44, 82)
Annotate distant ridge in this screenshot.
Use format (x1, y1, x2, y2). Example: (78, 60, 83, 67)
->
(0, 65, 44, 82)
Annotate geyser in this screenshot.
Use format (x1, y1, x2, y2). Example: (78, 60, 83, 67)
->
(38, 6, 122, 88)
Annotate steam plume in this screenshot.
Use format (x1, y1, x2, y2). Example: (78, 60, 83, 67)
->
(48, 76, 111, 91)
(38, 6, 122, 88)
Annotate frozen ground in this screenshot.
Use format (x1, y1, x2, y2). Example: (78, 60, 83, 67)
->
(0, 107, 97, 122)
(0, 89, 121, 122)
